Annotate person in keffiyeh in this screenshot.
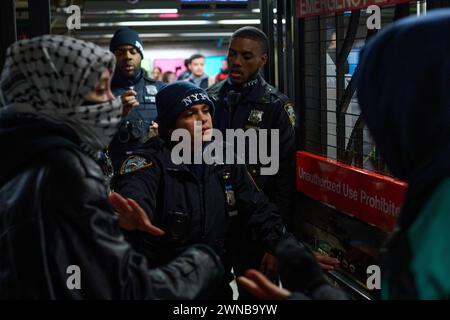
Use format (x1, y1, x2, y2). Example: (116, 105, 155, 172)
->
(0, 35, 223, 299)
(0, 35, 123, 156)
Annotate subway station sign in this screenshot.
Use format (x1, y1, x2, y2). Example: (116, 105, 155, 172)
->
(296, 151, 407, 232)
(297, 0, 412, 18)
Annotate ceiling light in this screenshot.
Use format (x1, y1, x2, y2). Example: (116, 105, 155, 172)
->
(117, 20, 213, 26)
(81, 20, 213, 27)
(79, 33, 171, 39)
(217, 19, 260, 25)
(126, 9, 178, 14)
(252, 8, 277, 13)
(179, 32, 233, 37)
(136, 33, 172, 38)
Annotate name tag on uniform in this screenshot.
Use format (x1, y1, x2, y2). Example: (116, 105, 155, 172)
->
(144, 95, 156, 103)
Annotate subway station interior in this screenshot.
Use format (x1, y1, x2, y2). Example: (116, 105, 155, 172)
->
(1, 0, 450, 303)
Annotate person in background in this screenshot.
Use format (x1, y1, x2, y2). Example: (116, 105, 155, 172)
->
(162, 71, 176, 83)
(108, 27, 165, 173)
(215, 59, 229, 83)
(177, 58, 192, 81)
(357, 9, 450, 299)
(151, 67, 162, 81)
(187, 54, 214, 89)
(0, 35, 223, 299)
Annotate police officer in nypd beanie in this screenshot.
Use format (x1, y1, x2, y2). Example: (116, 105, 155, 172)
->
(112, 81, 310, 300)
(108, 27, 165, 172)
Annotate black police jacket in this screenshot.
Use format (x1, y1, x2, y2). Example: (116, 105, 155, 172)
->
(112, 137, 295, 270)
(207, 75, 296, 227)
(0, 117, 223, 299)
(109, 70, 165, 170)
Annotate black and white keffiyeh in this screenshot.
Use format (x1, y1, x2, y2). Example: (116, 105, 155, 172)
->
(0, 35, 123, 154)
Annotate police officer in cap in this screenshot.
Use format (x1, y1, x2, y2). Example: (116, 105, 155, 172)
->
(112, 81, 308, 300)
(207, 27, 340, 298)
(108, 27, 165, 172)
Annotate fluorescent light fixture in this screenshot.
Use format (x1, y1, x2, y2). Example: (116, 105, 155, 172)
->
(117, 20, 212, 26)
(217, 19, 260, 25)
(79, 34, 114, 39)
(80, 22, 115, 27)
(126, 9, 178, 14)
(179, 32, 233, 37)
(80, 33, 171, 39)
(81, 20, 213, 27)
(252, 8, 277, 13)
(136, 33, 172, 38)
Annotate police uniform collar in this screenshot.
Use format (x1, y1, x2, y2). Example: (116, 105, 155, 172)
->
(161, 140, 223, 178)
(157, 138, 192, 173)
(112, 68, 144, 87)
(143, 73, 158, 84)
(226, 74, 260, 91)
(236, 75, 269, 104)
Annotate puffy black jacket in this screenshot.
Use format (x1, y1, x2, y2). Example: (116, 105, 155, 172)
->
(0, 117, 223, 299)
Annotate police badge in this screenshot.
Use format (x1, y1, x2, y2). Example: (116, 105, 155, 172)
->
(225, 188, 238, 217)
(145, 85, 158, 95)
(246, 109, 264, 129)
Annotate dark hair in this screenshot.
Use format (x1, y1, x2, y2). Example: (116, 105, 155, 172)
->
(184, 58, 191, 68)
(153, 67, 162, 73)
(162, 71, 175, 83)
(190, 53, 205, 62)
(231, 26, 268, 54)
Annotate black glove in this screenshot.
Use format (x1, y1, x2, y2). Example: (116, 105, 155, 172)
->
(275, 237, 326, 293)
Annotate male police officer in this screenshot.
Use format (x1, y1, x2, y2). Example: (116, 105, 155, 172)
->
(108, 27, 165, 171)
(207, 27, 339, 298)
(112, 81, 310, 300)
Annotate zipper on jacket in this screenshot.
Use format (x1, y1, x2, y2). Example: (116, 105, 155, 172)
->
(187, 168, 206, 240)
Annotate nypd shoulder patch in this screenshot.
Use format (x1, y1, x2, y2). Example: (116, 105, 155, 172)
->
(120, 155, 153, 175)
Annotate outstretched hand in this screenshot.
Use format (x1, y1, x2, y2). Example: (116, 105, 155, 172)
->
(109, 192, 165, 236)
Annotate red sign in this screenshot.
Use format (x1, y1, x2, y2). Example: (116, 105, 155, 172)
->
(297, 0, 412, 18)
(296, 151, 407, 232)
